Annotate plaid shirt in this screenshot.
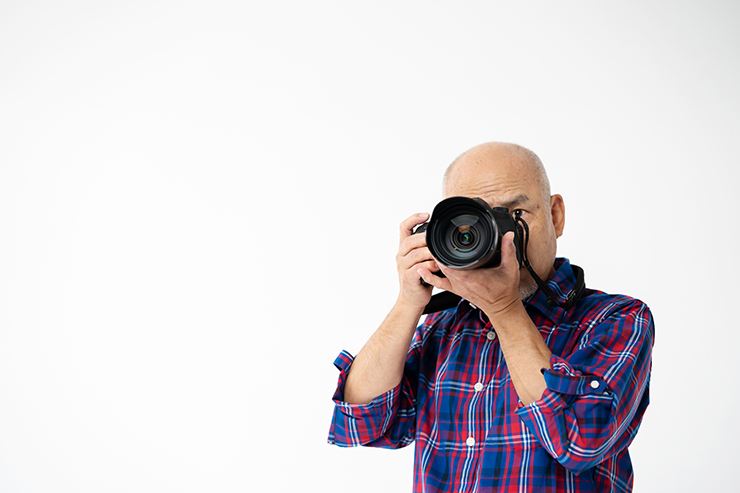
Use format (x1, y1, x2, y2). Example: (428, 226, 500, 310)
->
(328, 258, 654, 492)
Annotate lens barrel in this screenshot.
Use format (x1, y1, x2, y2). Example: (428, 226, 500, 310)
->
(425, 197, 520, 270)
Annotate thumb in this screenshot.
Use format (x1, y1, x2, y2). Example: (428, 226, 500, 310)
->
(503, 231, 516, 250)
(501, 231, 518, 267)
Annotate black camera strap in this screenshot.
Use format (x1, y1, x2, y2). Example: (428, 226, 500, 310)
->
(421, 217, 585, 315)
(515, 217, 585, 310)
(422, 291, 462, 315)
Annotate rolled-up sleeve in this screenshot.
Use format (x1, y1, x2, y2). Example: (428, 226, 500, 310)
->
(327, 350, 417, 449)
(516, 299, 654, 474)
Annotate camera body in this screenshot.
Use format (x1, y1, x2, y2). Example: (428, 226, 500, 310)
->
(414, 196, 523, 272)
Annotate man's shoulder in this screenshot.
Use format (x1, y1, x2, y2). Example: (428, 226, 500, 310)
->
(570, 287, 654, 330)
(579, 287, 649, 311)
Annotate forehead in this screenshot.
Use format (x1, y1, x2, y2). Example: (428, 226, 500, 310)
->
(444, 157, 544, 208)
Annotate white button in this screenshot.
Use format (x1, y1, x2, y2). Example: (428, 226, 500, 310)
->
(486, 331, 496, 341)
(474, 382, 484, 392)
(469, 302, 478, 310)
(466, 437, 476, 447)
(590, 380, 600, 389)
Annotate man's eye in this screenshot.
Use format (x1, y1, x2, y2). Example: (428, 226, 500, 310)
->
(512, 209, 525, 219)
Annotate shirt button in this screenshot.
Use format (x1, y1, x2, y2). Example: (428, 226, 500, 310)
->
(590, 380, 600, 389)
(486, 330, 496, 341)
(474, 382, 484, 392)
(469, 302, 478, 310)
(466, 437, 476, 447)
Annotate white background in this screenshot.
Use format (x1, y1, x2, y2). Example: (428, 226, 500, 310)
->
(1, 1, 739, 491)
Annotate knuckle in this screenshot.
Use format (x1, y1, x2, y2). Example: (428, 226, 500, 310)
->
(407, 249, 426, 265)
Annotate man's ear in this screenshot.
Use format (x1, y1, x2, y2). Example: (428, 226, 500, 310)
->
(550, 194, 565, 238)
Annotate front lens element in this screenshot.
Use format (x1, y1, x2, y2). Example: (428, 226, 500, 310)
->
(452, 225, 476, 250)
(426, 197, 501, 269)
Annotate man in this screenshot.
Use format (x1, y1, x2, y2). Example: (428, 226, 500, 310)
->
(327, 142, 654, 492)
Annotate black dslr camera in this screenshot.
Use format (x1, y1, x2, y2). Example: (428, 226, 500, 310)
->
(414, 196, 523, 271)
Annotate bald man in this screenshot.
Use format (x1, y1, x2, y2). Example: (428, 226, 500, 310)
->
(328, 143, 654, 493)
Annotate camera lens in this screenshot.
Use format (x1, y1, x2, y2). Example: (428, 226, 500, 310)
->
(437, 210, 493, 265)
(443, 217, 484, 262)
(426, 197, 501, 269)
(451, 224, 477, 250)
(457, 229, 474, 246)
(458, 231, 473, 246)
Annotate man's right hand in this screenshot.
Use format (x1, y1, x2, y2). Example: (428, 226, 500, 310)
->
(395, 213, 439, 310)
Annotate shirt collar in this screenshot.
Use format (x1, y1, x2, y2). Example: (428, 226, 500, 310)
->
(522, 257, 577, 325)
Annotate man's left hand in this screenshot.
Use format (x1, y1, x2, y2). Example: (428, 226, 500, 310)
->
(417, 231, 522, 318)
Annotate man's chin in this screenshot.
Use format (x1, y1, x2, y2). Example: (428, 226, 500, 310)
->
(519, 282, 538, 301)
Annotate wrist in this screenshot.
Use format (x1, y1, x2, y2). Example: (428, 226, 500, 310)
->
(483, 297, 528, 332)
(481, 295, 522, 321)
(394, 294, 428, 317)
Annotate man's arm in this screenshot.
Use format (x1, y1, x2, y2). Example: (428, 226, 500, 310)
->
(418, 231, 550, 405)
(516, 299, 654, 473)
(342, 299, 425, 404)
(486, 301, 551, 405)
(343, 212, 438, 405)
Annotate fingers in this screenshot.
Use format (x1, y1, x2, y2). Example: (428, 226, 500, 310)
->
(397, 211, 435, 272)
(397, 245, 437, 274)
(398, 230, 428, 257)
(417, 264, 452, 291)
(402, 259, 437, 284)
(399, 212, 429, 246)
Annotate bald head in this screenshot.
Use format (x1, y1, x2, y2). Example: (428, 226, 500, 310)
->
(443, 142, 551, 203)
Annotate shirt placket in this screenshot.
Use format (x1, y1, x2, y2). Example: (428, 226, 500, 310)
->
(458, 306, 499, 491)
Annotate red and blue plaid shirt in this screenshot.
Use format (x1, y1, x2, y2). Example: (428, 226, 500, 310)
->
(328, 258, 654, 492)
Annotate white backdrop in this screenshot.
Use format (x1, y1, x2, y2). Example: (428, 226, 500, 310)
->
(1, 1, 739, 492)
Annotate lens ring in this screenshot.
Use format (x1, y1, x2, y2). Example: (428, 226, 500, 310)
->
(426, 197, 501, 269)
(441, 218, 485, 263)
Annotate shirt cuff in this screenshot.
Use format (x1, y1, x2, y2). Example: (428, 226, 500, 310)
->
(515, 355, 612, 459)
(332, 350, 400, 416)
(328, 350, 401, 446)
(543, 355, 610, 397)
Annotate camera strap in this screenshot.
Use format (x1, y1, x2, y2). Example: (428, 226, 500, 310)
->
(422, 291, 462, 315)
(422, 218, 586, 314)
(515, 217, 585, 310)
